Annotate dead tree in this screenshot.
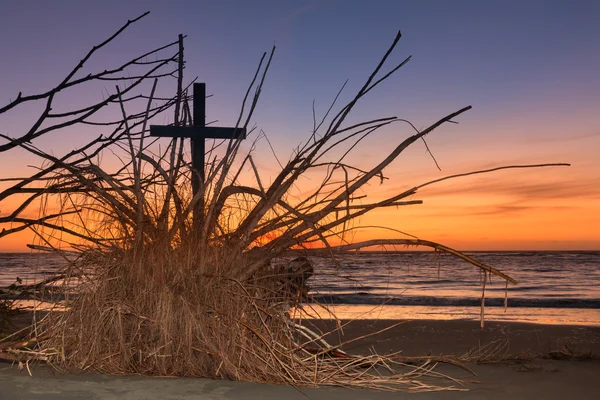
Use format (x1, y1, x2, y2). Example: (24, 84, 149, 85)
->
(0, 14, 570, 391)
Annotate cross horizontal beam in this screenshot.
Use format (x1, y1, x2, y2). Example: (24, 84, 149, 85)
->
(150, 126, 246, 139)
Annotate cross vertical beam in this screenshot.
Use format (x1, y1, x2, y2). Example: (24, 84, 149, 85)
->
(191, 83, 206, 197)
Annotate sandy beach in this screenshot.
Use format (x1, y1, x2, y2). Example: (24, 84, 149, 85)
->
(1, 317, 599, 399)
(315, 318, 600, 357)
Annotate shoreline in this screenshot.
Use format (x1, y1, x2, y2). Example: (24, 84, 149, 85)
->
(5, 311, 600, 356)
(4, 311, 600, 360)
(297, 303, 600, 327)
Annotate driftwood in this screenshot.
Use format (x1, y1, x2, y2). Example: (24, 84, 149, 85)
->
(276, 257, 314, 301)
(0, 12, 569, 391)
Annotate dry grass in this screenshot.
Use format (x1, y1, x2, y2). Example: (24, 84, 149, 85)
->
(0, 248, 472, 391)
(459, 337, 599, 366)
(460, 339, 536, 365)
(0, 12, 569, 391)
(0, 300, 14, 335)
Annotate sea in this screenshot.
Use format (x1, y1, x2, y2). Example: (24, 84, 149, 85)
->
(1, 251, 599, 326)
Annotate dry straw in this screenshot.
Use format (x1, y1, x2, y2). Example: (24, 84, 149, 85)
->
(0, 12, 568, 391)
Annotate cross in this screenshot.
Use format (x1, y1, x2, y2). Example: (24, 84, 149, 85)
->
(150, 83, 246, 224)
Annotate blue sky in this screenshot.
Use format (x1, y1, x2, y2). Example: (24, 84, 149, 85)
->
(1, 0, 599, 250)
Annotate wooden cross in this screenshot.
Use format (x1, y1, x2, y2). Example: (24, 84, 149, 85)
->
(150, 83, 246, 222)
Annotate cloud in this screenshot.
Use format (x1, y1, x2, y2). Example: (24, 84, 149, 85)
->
(519, 131, 600, 144)
(418, 204, 575, 218)
(416, 178, 600, 201)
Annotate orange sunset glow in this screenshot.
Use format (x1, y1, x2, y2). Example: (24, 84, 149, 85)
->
(1, 1, 599, 252)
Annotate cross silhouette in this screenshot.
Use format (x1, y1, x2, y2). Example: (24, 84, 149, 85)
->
(150, 83, 246, 223)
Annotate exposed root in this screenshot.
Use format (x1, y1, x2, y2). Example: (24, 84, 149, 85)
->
(0, 12, 567, 392)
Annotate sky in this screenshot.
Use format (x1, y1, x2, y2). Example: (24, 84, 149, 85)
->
(0, 0, 599, 251)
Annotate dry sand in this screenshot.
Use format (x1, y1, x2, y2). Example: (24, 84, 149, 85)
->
(1, 318, 599, 399)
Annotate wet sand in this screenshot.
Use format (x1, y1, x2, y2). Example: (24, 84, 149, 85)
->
(312, 318, 600, 357)
(1, 317, 599, 399)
